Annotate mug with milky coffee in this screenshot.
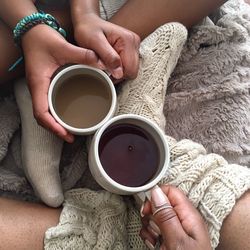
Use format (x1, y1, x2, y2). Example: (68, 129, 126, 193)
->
(48, 64, 117, 135)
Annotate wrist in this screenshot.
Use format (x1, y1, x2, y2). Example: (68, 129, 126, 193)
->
(70, 0, 100, 27)
(21, 24, 49, 47)
(72, 11, 100, 29)
(15, 12, 66, 48)
(73, 13, 101, 40)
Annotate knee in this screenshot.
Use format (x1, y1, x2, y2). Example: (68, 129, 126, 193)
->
(217, 191, 250, 250)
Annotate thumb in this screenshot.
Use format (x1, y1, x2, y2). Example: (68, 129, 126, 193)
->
(90, 33, 123, 79)
(151, 186, 186, 241)
(64, 43, 105, 69)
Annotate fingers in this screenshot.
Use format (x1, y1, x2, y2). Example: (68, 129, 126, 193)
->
(28, 74, 74, 143)
(113, 31, 140, 79)
(140, 185, 210, 249)
(89, 32, 123, 79)
(63, 43, 106, 71)
(140, 227, 157, 249)
(150, 186, 187, 242)
(159, 185, 209, 240)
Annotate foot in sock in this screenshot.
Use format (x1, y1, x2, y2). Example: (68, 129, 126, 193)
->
(116, 22, 187, 130)
(14, 78, 64, 207)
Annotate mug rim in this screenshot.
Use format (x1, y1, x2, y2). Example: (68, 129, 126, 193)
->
(92, 114, 170, 193)
(48, 64, 117, 135)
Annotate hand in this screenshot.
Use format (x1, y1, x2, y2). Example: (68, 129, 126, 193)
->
(74, 13, 140, 81)
(22, 24, 103, 142)
(140, 185, 211, 250)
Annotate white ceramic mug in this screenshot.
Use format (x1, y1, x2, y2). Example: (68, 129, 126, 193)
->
(88, 114, 170, 201)
(48, 64, 117, 135)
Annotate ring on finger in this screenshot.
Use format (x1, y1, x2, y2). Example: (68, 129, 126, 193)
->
(153, 204, 173, 216)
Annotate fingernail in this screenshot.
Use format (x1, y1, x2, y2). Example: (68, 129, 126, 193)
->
(149, 220, 161, 236)
(151, 186, 170, 207)
(66, 135, 74, 143)
(144, 239, 155, 250)
(112, 66, 123, 79)
(147, 224, 159, 238)
(140, 203, 145, 217)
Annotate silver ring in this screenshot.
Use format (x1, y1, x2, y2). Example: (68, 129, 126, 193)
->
(153, 204, 173, 216)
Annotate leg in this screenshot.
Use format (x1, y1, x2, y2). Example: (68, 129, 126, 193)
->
(217, 191, 250, 250)
(110, 0, 226, 39)
(0, 197, 61, 250)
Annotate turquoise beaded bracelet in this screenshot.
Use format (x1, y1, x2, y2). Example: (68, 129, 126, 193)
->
(8, 11, 67, 72)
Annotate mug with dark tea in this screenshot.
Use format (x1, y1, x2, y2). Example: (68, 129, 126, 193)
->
(48, 64, 117, 135)
(88, 114, 170, 199)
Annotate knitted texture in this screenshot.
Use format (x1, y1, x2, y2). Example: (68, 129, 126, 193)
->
(14, 79, 64, 207)
(45, 189, 128, 250)
(117, 22, 187, 130)
(99, 0, 127, 20)
(160, 136, 250, 248)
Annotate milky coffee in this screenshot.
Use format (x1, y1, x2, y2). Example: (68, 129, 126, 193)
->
(54, 74, 112, 128)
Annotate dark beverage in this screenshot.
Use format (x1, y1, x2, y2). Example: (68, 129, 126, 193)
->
(98, 124, 160, 187)
(54, 74, 112, 128)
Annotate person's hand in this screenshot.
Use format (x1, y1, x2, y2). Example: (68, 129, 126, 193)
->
(73, 13, 140, 82)
(22, 24, 103, 142)
(140, 185, 212, 250)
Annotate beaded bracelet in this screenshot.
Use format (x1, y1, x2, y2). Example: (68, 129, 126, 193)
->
(8, 11, 67, 72)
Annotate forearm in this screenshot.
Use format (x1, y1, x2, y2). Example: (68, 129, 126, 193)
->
(0, 0, 37, 28)
(70, 0, 99, 27)
(110, 0, 227, 39)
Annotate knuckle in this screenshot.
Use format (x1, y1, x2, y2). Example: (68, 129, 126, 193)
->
(156, 209, 177, 224)
(133, 33, 141, 46)
(123, 31, 140, 47)
(104, 52, 120, 67)
(84, 49, 96, 62)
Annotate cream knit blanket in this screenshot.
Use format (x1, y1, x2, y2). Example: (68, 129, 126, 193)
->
(0, 0, 250, 249)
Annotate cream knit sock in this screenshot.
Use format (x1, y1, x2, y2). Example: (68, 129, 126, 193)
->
(116, 22, 188, 249)
(116, 22, 187, 130)
(14, 78, 64, 207)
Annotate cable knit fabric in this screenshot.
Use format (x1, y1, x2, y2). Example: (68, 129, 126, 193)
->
(45, 189, 128, 250)
(117, 23, 187, 130)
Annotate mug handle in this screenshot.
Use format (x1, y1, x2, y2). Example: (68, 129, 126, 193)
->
(133, 186, 158, 207)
